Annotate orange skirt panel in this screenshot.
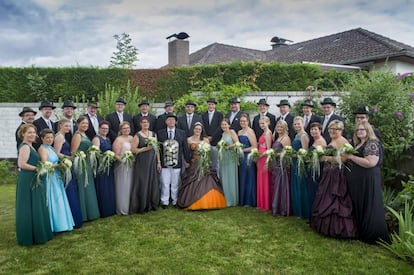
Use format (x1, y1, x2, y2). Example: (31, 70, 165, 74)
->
(185, 189, 226, 210)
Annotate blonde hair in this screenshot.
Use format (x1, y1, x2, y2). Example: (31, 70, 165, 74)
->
(353, 121, 378, 145)
(118, 121, 131, 136)
(259, 116, 270, 125)
(328, 119, 344, 131)
(276, 120, 288, 135)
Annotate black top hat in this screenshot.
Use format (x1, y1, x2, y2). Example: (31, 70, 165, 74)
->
(38, 100, 56, 110)
(164, 101, 174, 108)
(207, 98, 217, 104)
(185, 99, 197, 107)
(19, 107, 37, 117)
(277, 99, 291, 107)
(229, 97, 241, 104)
(257, 98, 269, 106)
(320, 97, 336, 107)
(138, 99, 150, 107)
(116, 97, 127, 105)
(87, 101, 99, 108)
(353, 105, 369, 115)
(62, 99, 77, 109)
(165, 112, 178, 120)
(301, 99, 314, 108)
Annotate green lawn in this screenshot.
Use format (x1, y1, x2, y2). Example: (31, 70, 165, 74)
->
(0, 184, 412, 274)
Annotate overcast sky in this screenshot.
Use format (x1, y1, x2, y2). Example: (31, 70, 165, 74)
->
(2, 0, 414, 68)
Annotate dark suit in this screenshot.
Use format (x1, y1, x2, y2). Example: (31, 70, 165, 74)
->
(177, 113, 203, 137)
(155, 113, 170, 133)
(304, 114, 322, 145)
(64, 119, 77, 145)
(132, 113, 157, 134)
(33, 117, 56, 149)
(201, 110, 224, 146)
(15, 122, 26, 149)
(225, 110, 245, 133)
(252, 112, 276, 140)
(105, 112, 134, 143)
(157, 128, 191, 168)
(84, 113, 103, 141)
(275, 113, 295, 141)
(321, 113, 346, 144)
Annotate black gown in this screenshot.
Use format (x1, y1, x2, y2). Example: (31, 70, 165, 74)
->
(346, 140, 391, 244)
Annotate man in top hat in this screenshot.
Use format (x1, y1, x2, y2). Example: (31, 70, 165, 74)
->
(201, 97, 224, 171)
(61, 99, 78, 143)
(177, 99, 202, 137)
(84, 101, 104, 141)
(301, 99, 322, 144)
(252, 98, 276, 140)
(16, 107, 37, 149)
(353, 104, 381, 142)
(155, 100, 175, 133)
(275, 99, 295, 141)
(133, 99, 157, 134)
(105, 97, 134, 143)
(33, 100, 56, 136)
(157, 112, 191, 208)
(320, 97, 346, 144)
(225, 97, 245, 133)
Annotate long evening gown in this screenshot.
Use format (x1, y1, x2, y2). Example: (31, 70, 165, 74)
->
(41, 145, 74, 232)
(75, 134, 100, 221)
(346, 141, 390, 243)
(178, 143, 226, 210)
(218, 133, 239, 206)
(257, 132, 271, 211)
(61, 138, 83, 228)
(95, 136, 116, 218)
(15, 143, 53, 246)
(291, 133, 310, 219)
(130, 132, 160, 214)
(310, 146, 357, 238)
(307, 145, 323, 217)
(114, 140, 134, 215)
(271, 139, 292, 216)
(238, 135, 256, 207)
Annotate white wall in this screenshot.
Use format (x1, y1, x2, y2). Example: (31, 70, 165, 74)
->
(371, 60, 414, 75)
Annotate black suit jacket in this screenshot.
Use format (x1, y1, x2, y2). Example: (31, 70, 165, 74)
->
(157, 128, 191, 168)
(225, 110, 245, 133)
(15, 122, 25, 149)
(252, 112, 276, 140)
(304, 114, 322, 145)
(84, 113, 103, 141)
(105, 112, 134, 143)
(321, 113, 346, 144)
(177, 113, 203, 137)
(201, 111, 224, 146)
(33, 117, 56, 149)
(132, 113, 157, 134)
(155, 113, 169, 133)
(275, 113, 295, 141)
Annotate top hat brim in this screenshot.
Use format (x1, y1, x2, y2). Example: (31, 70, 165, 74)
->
(19, 110, 37, 117)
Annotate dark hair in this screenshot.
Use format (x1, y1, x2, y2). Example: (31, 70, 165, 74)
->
(40, 128, 54, 139)
(99, 120, 110, 128)
(309, 122, 322, 131)
(76, 116, 88, 124)
(139, 116, 150, 123)
(192, 122, 207, 139)
(221, 118, 231, 125)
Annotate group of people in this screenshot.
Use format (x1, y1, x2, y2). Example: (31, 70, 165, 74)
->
(15, 95, 390, 246)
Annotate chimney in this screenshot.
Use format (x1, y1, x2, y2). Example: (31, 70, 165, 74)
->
(168, 39, 189, 67)
(271, 42, 289, 50)
(270, 36, 292, 50)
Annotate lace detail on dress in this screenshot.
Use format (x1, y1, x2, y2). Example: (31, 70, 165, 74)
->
(363, 141, 379, 157)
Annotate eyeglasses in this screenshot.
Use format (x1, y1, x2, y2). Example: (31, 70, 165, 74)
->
(328, 128, 341, 131)
(100, 127, 109, 130)
(356, 128, 366, 132)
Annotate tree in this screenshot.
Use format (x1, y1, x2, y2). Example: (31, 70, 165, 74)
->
(109, 33, 138, 69)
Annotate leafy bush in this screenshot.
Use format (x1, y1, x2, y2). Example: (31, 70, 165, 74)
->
(0, 160, 18, 185)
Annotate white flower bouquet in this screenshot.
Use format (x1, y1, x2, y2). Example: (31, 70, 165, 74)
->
(145, 136, 160, 154)
(265, 149, 276, 168)
(336, 143, 357, 168)
(247, 148, 260, 166)
(98, 150, 116, 175)
(59, 157, 73, 187)
(310, 145, 325, 181)
(73, 151, 88, 186)
(217, 139, 229, 160)
(88, 145, 101, 177)
(34, 161, 54, 189)
(296, 148, 308, 177)
(196, 141, 212, 178)
(122, 150, 135, 168)
(280, 145, 294, 166)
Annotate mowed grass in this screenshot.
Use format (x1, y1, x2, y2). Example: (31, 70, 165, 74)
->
(0, 184, 412, 274)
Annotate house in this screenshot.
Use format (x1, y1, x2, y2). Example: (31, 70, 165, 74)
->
(167, 28, 414, 74)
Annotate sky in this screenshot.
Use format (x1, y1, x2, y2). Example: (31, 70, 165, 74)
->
(2, 0, 414, 68)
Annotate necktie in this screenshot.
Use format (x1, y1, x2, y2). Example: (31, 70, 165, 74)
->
(187, 115, 192, 130)
(70, 121, 74, 134)
(280, 116, 284, 121)
(169, 130, 173, 139)
(91, 115, 99, 133)
(230, 112, 236, 124)
(209, 112, 213, 125)
(118, 113, 123, 123)
(304, 116, 309, 128)
(46, 120, 52, 130)
(322, 116, 329, 132)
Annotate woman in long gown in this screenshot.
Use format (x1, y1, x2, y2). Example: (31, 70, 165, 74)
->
(178, 122, 226, 210)
(310, 120, 357, 238)
(218, 119, 240, 207)
(38, 129, 74, 232)
(344, 121, 390, 243)
(113, 121, 134, 215)
(271, 120, 292, 216)
(54, 118, 83, 228)
(237, 113, 257, 207)
(130, 117, 161, 214)
(15, 124, 53, 246)
(71, 116, 100, 221)
(92, 121, 116, 218)
(291, 116, 310, 219)
(257, 116, 273, 211)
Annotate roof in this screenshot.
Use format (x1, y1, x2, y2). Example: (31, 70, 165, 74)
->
(189, 28, 414, 66)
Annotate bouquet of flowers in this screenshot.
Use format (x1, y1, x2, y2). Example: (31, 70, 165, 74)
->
(122, 150, 135, 169)
(196, 141, 212, 178)
(88, 145, 101, 177)
(145, 136, 160, 154)
(98, 150, 116, 175)
(247, 148, 260, 166)
(336, 143, 358, 168)
(59, 157, 73, 187)
(265, 149, 276, 168)
(233, 141, 244, 163)
(296, 148, 308, 177)
(310, 145, 325, 181)
(217, 140, 229, 160)
(73, 151, 88, 186)
(34, 161, 54, 189)
(280, 145, 294, 166)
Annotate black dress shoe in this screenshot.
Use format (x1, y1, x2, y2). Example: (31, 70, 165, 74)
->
(161, 205, 168, 209)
